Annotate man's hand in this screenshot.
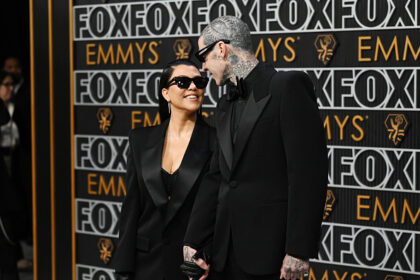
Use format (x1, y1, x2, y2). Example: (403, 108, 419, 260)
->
(181, 246, 210, 280)
(280, 254, 309, 280)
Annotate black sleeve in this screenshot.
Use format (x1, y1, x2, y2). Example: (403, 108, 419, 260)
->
(278, 71, 328, 259)
(0, 99, 10, 125)
(184, 131, 221, 250)
(113, 131, 142, 273)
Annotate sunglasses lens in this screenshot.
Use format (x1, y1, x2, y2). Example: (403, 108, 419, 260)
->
(173, 77, 190, 89)
(193, 77, 208, 89)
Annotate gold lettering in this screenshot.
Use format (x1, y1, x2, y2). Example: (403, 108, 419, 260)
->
(351, 115, 365, 142)
(351, 273, 363, 280)
(87, 173, 98, 195)
(97, 44, 115, 64)
(87, 173, 125, 197)
(357, 195, 371, 221)
(131, 111, 142, 129)
(323, 115, 332, 140)
(268, 38, 282, 62)
(99, 176, 116, 196)
(148, 42, 159, 64)
(254, 39, 266, 62)
(333, 271, 348, 280)
(117, 177, 126, 197)
(358, 36, 372, 62)
(135, 42, 148, 64)
(334, 115, 349, 141)
(116, 44, 134, 64)
(308, 268, 316, 280)
(321, 270, 329, 280)
(375, 36, 399, 61)
(86, 43, 97, 65)
(373, 197, 398, 223)
(401, 199, 420, 224)
(403, 35, 420, 60)
(284, 37, 296, 62)
(144, 112, 160, 127)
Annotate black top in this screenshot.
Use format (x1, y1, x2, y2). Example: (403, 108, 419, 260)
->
(160, 168, 179, 198)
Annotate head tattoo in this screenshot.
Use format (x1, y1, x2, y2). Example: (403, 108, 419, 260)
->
(201, 16, 253, 54)
(201, 16, 258, 82)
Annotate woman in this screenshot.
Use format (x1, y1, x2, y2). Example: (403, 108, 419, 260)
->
(0, 71, 21, 280)
(113, 60, 215, 280)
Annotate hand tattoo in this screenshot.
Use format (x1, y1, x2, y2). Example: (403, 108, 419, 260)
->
(280, 254, 309, 280)
(183, 246, 196, 262)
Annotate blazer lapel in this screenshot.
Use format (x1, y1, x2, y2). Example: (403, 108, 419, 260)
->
(232, 91, 271, 170)
(141, 120, 169, 209)
(164, 121, 212, 227)
(216, 99, 234, 170)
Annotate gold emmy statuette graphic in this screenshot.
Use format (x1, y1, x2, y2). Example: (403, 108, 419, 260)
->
(173, 39, 192, 59)
(98, 238, 114, 264)
(385, 275, 403, 280)
(97, 108, 114, 134)
(323, 190, 336, 220)
(385, 114, 408, 146)
(314, 34, 337, 65)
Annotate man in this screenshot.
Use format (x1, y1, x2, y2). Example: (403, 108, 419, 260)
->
(182, 16, 327, 280)
(3, 56, 32, 271)
(0, 98, 20, 280)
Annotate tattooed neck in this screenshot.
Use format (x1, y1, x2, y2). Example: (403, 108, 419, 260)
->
(228, 51, 258, 83)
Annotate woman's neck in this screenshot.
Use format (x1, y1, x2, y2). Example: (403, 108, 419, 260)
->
(167, 110, 197, 137)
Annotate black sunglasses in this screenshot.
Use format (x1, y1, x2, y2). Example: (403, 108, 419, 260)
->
(168, 76, 209, 89)
(195, 39, 230, 62)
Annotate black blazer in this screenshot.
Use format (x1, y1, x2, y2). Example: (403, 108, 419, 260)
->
(184, 63, 328, 275)
(0, 99, 20, 269)
(113, 118, 215, 280)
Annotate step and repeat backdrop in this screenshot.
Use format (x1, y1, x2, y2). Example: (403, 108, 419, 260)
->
(71, 0, 420, 279)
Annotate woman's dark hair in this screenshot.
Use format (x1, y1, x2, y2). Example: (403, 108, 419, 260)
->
(0, 70, 15, 84)
(158, 59, 201, 121)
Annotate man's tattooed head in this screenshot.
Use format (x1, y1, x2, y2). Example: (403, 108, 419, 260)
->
(201, 16, 253, 54)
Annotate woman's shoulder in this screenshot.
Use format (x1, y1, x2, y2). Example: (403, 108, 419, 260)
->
(128, 124, 163, 144)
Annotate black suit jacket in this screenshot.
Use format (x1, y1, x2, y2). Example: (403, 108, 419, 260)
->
(113, 118, 215, 280)
(0, 99, 21, 269)
(184, 63, 328, 275)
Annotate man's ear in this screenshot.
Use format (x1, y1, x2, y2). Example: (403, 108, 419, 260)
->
(218, 41, 229, 60)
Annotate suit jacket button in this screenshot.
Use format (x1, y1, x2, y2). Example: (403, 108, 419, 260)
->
(229, 181, 238, 188)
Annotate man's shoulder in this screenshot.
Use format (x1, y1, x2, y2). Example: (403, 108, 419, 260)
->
(271, 70, 313, 95)
(272, 70, 310, 84)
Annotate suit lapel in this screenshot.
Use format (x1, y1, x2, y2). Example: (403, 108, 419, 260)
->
(164, 121, 212, 227)
(216, 99, 234, 170)
(231, 66, 277, 171)
(232, 91, 271, 170)
(140, 120, 169, 209)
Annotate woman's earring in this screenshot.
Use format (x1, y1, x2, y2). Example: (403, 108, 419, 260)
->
(168, 102, 171, 114)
